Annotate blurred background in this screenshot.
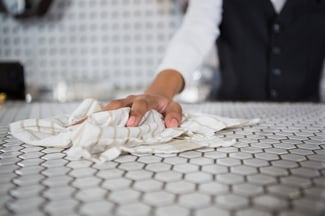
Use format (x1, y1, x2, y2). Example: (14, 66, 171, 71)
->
(0, 0, 324, 103)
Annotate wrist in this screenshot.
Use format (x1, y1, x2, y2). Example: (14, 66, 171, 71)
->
(145, 69, 185, 100)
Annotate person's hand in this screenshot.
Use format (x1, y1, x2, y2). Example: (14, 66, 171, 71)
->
(70, 70, 185, 128)
(101, 93, 182, 128)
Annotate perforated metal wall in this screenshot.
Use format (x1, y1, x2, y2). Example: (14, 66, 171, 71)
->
(0, 0, 182, 89)
(0, 0, 324, 101)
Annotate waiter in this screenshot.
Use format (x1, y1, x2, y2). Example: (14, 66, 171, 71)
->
(104, 0, 325, 128)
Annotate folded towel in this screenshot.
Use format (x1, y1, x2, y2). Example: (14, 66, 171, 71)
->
(9, 99, 259, 162)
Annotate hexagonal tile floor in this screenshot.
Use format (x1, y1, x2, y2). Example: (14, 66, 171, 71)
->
(0, 102, 324, 216)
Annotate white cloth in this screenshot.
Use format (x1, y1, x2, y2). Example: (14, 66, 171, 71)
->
(10, 99, 259, 162)
(156, 0, 287, 85)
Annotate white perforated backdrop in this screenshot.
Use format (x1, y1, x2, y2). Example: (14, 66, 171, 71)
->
(0, 0, 182, 90)
(0, 0, 324, 101)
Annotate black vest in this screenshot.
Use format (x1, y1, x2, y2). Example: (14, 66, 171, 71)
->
(214, 0, 325, 102)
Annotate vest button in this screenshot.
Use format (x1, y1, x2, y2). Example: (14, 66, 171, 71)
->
(273, 23, 281, 33)
(270, 89, 278, 98)
(272, 46, 281, 54)
(272, 68, 282, 76)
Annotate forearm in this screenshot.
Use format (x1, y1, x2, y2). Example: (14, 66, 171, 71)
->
(155, 0, 221, 88)
(144, 69, 185, 100)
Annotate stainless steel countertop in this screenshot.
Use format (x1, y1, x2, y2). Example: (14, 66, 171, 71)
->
(0, 101, 324, 216)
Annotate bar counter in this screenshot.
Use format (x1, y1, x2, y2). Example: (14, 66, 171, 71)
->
(0, 101, 324, 216)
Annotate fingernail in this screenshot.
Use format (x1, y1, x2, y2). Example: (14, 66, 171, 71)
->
(168, 118, 178, 128)
(127, 116, 136, 127)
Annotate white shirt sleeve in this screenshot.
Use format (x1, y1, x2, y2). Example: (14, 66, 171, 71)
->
(270, 0, 286, 13)
(156, 0, 223, 85)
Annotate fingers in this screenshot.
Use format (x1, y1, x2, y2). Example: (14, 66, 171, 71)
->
(164, 101, 182, 128)
(101, 95, 154, 127)
(126, 95, 169, 127)
(102, 95, 136, 111)
(101, 94, 182, 128)
(126, 98, 149, 127)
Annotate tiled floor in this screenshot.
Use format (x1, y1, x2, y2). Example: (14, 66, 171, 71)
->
(0, 102, 324, 216)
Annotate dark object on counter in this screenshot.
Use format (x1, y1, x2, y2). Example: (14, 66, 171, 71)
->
(0, 62, 25, 100)
(0, 0, 52, 18)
